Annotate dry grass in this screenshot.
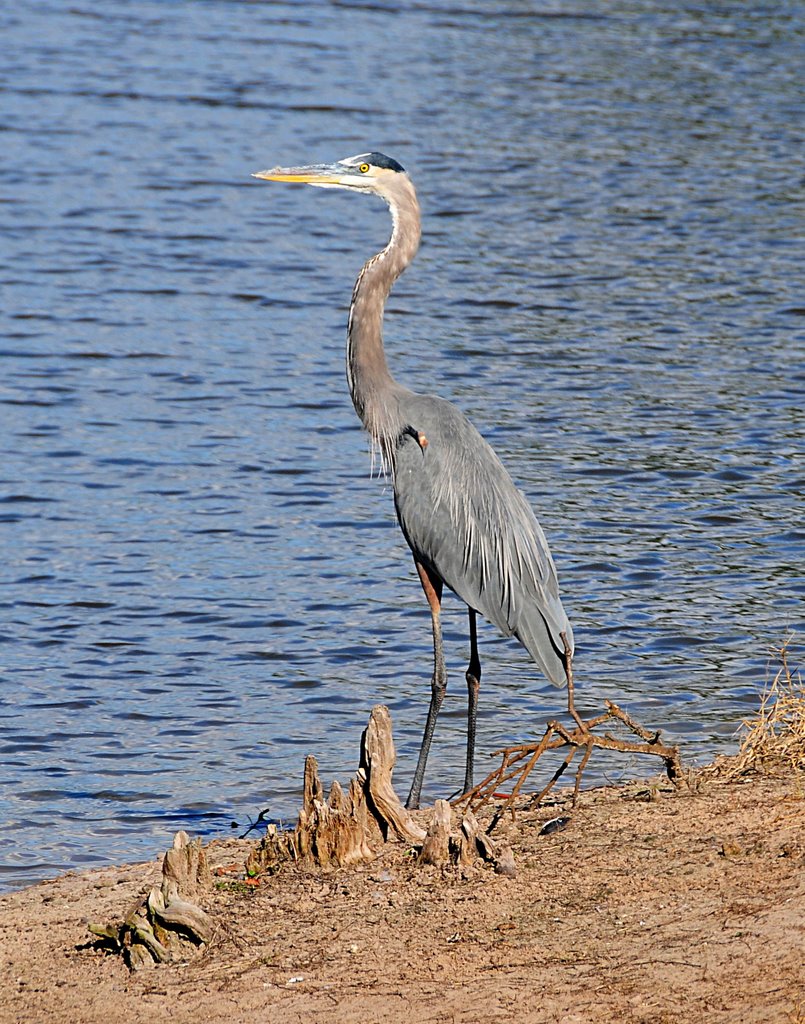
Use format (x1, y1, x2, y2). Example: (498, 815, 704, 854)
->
(719, 639, 805, 780)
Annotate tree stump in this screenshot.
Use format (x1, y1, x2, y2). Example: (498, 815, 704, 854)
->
(246, 705, 425, 877)
(88, 831, 213, 970)
(244, 705, 513, 879)
(418, 799, 452, 866)
(416, 800, 516, 875)
(89, 705, 516, 970)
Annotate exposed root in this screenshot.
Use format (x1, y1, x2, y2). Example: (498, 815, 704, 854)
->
(88, 831, 213, 970)
(247, 705, 424, 878)
(455, 699, 682, 832)
(245, 705, 507, 878)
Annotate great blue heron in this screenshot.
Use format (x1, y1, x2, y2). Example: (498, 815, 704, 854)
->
(253, 152, 575, 809)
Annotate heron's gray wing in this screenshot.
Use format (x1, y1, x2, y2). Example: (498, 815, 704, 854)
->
(392, 395, 572, 686)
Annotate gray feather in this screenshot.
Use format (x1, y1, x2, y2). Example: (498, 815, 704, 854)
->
(392, 394, 572, 686)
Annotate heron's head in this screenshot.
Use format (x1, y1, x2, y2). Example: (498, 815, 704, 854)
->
(252, 152, 409, 202)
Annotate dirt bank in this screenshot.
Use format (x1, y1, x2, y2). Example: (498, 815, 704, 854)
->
(1, 771, 803, 1024)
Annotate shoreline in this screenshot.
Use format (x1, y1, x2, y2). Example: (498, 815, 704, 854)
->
(1, 770, 802, 1023)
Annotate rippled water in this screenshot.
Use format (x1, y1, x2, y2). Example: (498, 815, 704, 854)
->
(1, 1, 802, 890)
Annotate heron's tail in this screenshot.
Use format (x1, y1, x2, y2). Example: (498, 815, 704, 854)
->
(515, 603, 573, 687)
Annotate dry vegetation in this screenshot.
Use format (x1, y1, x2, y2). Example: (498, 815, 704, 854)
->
(719, 639, 805, 779)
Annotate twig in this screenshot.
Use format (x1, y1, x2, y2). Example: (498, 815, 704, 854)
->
(453, 647, 682, 831)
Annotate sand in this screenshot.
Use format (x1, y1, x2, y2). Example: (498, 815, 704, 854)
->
(1, 771, 803, 1024)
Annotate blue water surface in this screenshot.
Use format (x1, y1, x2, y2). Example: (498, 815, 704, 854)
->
(0, 0, 802, 889)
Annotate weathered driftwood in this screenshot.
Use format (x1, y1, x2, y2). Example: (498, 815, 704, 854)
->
(456, 694, 683, 833)
(417, 800, 516, 875)
(245, 705, 513, 879)
(246, 705, 426, 877)
(362, 705, 426, 845)
(447, 633, 682, 835)
(88, 830, 213, 970)
(90, 704, 517, 971)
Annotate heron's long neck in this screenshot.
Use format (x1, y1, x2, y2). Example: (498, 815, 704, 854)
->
(346, 178, 420, 455)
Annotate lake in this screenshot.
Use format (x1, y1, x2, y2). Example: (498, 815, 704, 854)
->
(0, 0, 802, 890)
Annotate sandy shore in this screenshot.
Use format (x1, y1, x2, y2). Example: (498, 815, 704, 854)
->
(1, 772, 803, 1024)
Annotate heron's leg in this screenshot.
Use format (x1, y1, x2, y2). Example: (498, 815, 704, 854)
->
(561, 632, 586, 732)
(463, 607, 481, 794)
(405, 561, 446, 810)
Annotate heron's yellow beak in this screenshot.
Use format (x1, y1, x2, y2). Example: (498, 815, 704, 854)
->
(252, 162, 345, 186)
(253, 170, 341, 184)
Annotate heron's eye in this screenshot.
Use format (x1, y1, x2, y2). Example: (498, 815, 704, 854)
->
(359, 163, 370, 174)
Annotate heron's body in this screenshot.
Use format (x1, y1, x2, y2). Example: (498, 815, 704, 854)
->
(392, 391, 571, 684)
(254, 152, 574, 807)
